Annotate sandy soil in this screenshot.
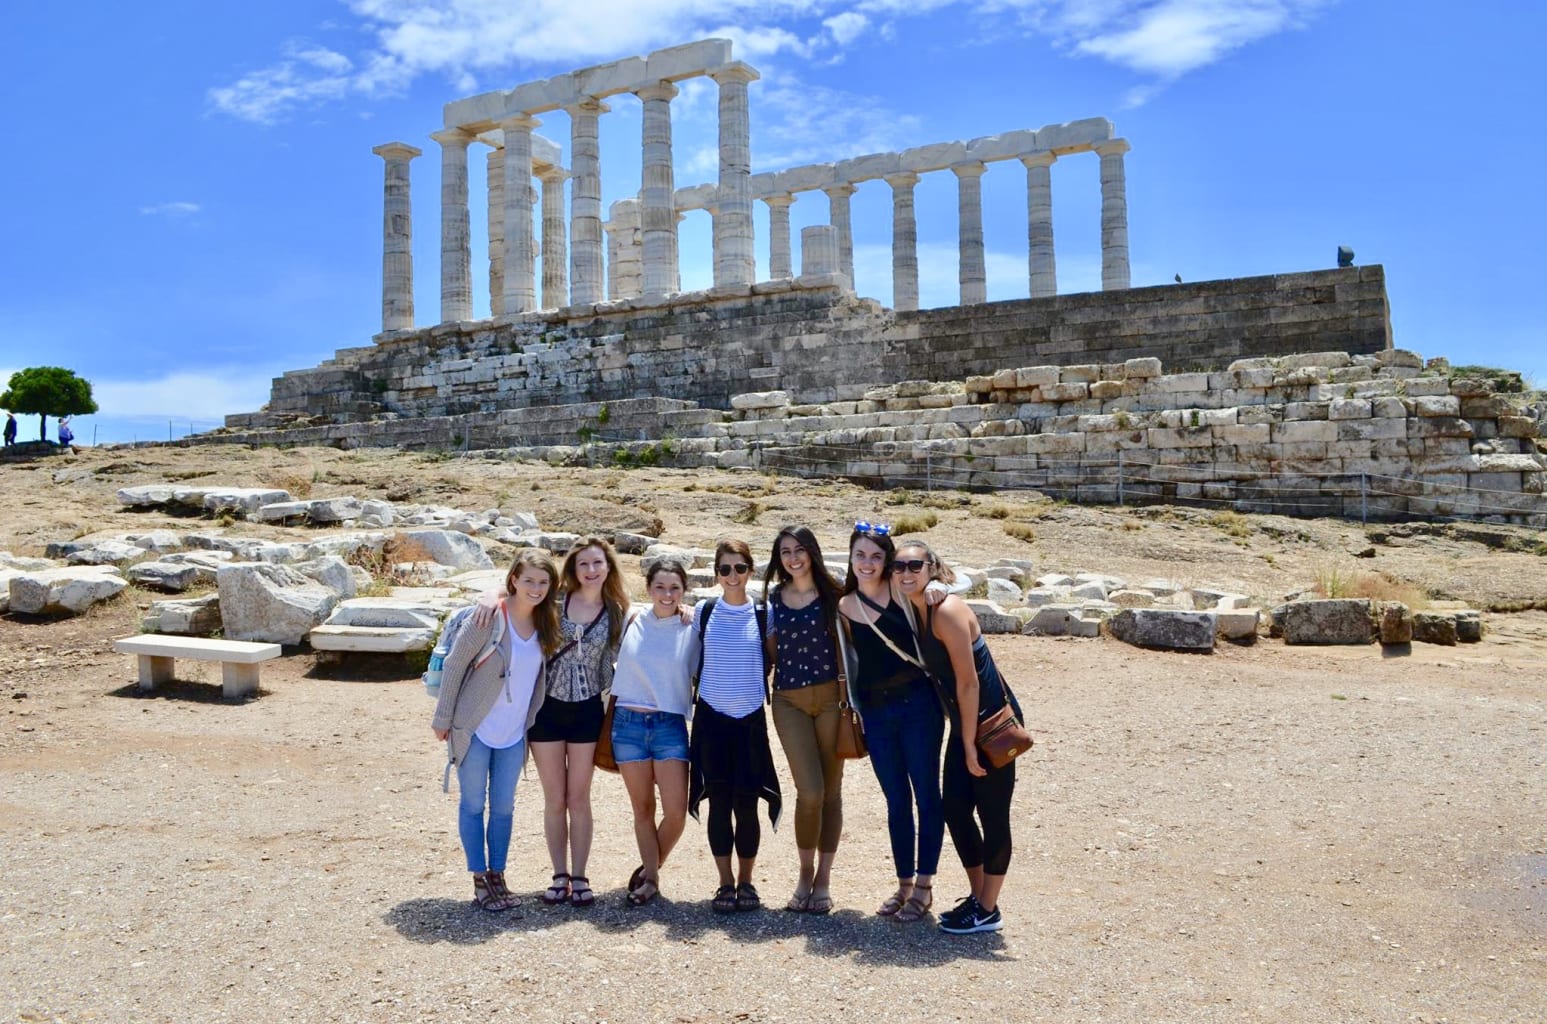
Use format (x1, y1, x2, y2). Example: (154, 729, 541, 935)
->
(1, 445, 1544, 1023)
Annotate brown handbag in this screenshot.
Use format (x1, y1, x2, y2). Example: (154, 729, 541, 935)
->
(835, 700, 868, 759)
(593, 694, 619, 773)
(975, 701, 1032, 769)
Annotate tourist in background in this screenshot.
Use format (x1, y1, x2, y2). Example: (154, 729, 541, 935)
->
(609, 557, 699, 906)
(837, 522, 944, 923)
(689, 538, 781, 913)
(431, 549, 561, 912)
(761, 525, 846, 914)
(894, 539, 1021, 935)
(529, 536, 628, 908)
(3, 411, 16, 447)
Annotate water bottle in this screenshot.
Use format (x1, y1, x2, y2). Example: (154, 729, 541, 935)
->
(423, 647, 446, 698)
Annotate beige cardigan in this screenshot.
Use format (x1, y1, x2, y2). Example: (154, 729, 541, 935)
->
(431, 604, 548, 775)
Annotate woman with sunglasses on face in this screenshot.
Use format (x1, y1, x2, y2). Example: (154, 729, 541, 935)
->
(688, 538, 782, 913)
(892, 539, 1021, 935)
(432, 550, 563, 912)
(837, 522, 945, 923)
(762, 525, 846, 914)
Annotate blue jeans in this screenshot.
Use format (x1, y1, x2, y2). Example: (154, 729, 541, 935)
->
(612, 706, 690, 763)
(456, 735, 524, 873)
(861, 682, 944, 878)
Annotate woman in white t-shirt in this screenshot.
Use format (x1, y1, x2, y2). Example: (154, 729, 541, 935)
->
(431, 550, 562, 912)
(609, 558, 700, 906)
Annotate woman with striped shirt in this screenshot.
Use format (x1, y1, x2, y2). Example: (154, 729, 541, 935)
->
(688, 538, 782, 913)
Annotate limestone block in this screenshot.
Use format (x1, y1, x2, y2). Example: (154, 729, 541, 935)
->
(963, 600, 1019, 635)
(256, 501, 312, 523)
(1069, 581, 1108, 601)
(1412, 611, 1458, 646)
(393, 530, 495, 571)
(1014, 366, 1061, 389)
(982, 565, 1027, 585)
(1058, 364, 1101, 384)
(1497, 416, 1539, 438)
(1217, 423, 1271, 445)
(1036, 573, 1074, 588)
(1024, 433, 1086, 455)
(65, 540, 144, 566)
(127, 561, 212, 592)
(292, 556, 357, 599)
(1448, 377, 1494, 398)
(1089, 381, 1125, 400)
(1023, 586, 1072, 607)
(1455, 610, 1483, 643)
(1281, 599, 1375, 645)
(1190, 588, 1247, 610)
(1477, 453, 1543, 472)
(1413, 396, 1461, 417)
(1273, 421, 1338, 444)
(1284, 401, 1330, 420)
(321, 597, 446, 631)
(1281, 352, 1352, 370)
(9, 567, 127, 616)
(1237, 406, 1280, 425)
(1022, 604, 1084, 636)
(309, 498, 366, 523)
(1147, 427, 1213, 449)
(308, 625, 438, 653)
(1328, 399, 1373, 420)
(1379, 602, 1413, 644)
(1216, 609, 1260, 641)
(1408, 417, 1474, 439)
(731, 390, 791, 411)
(362, 499, 397, 525)
(1401, 378, 1450, 397)
(1108, 609, 1216, 651)
(1136, 579, 1183, 597)
(1336, 418, 1407, 442)
(117, 485, 179, 508)
(986, 578, 1024, 607)
(141, 594, 222, 636)
(126, 530, 184, 554)
(188, 488, 294, 516)
(1108, 589, 1155, 608)
(1123, 357, 1162, 379)
(217, 563, 339, 646)
(1376, 349, 1424, 369)
(0, 552, 55, 571)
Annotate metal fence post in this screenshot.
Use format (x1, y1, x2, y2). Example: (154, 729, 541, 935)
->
(1360, 473, 1367, 524)
(926, 452, 933, 493)
(1117, 452, 1125, 508)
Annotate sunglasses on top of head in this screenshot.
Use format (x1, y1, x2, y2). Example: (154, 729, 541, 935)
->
(717, 562, 752, 576)
(853, 520, 891, 537)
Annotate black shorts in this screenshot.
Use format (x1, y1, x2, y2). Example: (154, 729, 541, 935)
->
(527, 694, 605, 745)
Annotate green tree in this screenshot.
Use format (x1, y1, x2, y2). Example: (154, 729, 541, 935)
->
(0, 367, 98, 442)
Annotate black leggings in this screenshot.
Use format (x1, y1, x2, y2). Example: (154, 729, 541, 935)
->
(706, 784, 761, 859)
(942, 730, 1016, 875)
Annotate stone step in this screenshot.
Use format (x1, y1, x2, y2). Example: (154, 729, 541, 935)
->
(308, 624, 437, 652)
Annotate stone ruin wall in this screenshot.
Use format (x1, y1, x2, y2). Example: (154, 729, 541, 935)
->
(227, 265, 1389, 434)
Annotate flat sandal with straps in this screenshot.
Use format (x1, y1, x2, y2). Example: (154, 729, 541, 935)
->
(896, 882, 933, 923)
(541, 872, 571, 905)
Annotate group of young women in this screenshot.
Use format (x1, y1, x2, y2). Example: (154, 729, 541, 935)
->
(429, 524, 1023, 935)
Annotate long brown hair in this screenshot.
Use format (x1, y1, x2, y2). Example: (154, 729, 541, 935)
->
(842, 525, 896, 594)
(895, 539, 957, 585)
(763, 525, 841, 616)
(560, 536, 627, 647)
(504, 549, 563, 656)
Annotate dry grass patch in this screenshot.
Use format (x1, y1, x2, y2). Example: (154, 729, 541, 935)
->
(1312, 561, 1431, 609)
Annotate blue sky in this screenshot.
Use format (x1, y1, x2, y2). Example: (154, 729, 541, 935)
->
(1, 1, 1543, 444)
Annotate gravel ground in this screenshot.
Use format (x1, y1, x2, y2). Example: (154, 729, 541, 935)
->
(2, 446, 1545, 1023)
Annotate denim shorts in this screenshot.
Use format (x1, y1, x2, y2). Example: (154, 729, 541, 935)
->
(611, 706, 690, 764)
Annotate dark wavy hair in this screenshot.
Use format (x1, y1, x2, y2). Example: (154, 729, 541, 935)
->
(763, 525, 842, 615)
(842, 526, 896, 594)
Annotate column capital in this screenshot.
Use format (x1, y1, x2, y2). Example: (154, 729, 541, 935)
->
(1018, 150, 1056, 170)
(372, 141, 422, 160)
(498, 113, 541, 133)
(823, 182, 857, 199)
(536, 165, 570, 184)
(636, 81, 680, 103)
(762, 192, 796, 210)
(1094, 138, 1131, 157)
(428, 128, 474, 148)
(951, 162, 987, 180)
(884, 171, 920, 189)
(708, 61, 760, 86)
(562, 96, 611, 117)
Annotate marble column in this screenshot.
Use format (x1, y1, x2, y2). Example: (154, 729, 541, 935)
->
(499, 114, 539, 313)
(823, 183, 856, 285)
(371, 142, 421, 332)
(764, 194, 795, 279)
(637, 82, 679, 296)
(429, 128, 474, 323)
(886, 172, 920, 312)
(953, 162, 987, 305)
(605, 198, 642, 300)
(565, 97, 608, 305)
(539, 168, 569, 309)
(801, 225, 838, 277)
(485, 148, 504, 316)
(1020, 151, 1057, 298)
(1095, 139, 1132, 291)
(710, 63, 759, 288)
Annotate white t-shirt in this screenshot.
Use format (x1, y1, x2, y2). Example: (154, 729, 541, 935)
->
(695, 598, 766, 719)
(610, 608, 699, 718)
(475, 619, 542, 749)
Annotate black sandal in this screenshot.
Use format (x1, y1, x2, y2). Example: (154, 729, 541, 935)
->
(541, 872, 570, 905)
(734, 882, 762, 912)
(711, 884, 738, 913)
(569, 875, 595, 908)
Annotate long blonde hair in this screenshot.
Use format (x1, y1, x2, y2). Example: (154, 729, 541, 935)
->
(560, 536, 628, 647)
(504, 549, 563, 656)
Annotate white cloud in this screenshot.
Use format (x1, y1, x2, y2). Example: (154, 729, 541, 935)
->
(139, 201, 201, 217)
(93, 371, 274, 422)
(756, 77, 923, 168)
(209, 0, 1331, 123)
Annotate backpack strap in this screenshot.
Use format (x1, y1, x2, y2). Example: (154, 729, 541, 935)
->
(692, 597, 718, 689)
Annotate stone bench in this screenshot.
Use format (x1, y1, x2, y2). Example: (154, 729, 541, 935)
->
(112, 635, 283, 698)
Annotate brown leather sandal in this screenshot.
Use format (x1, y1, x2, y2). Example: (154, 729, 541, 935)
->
(895, 882, 933, 923)
(473, 872, 515, 912)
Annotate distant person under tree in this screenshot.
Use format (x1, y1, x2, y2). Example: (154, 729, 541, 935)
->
(2, 412, 15, 447)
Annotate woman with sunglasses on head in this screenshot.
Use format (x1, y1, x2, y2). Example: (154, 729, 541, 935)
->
(893, 539, 1022, 935)
(761, 525, 846, 914)
(837, 521, 945, 923)
(688, 538, 782, 913)
(432, 549, 563, 912)
(529, 536, 628, 909)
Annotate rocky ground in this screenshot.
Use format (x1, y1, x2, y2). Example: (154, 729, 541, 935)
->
(2, 443, 1545, 1023)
